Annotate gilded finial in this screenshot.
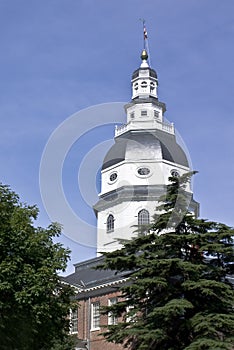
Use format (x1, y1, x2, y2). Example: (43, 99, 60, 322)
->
(141, 49, 148, 61)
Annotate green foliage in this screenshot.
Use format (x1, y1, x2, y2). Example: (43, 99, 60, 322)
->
(50, 335, 77, 350)
(97, 173, 234, 349)
(0, 184, 75, 350)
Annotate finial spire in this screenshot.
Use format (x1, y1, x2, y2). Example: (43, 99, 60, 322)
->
(143, 21, 148, 49)
(139, 19, 151, 66)
(141, 49, 148, 61)
(140, 50, 149, 68)
(139, 18, 147, 50)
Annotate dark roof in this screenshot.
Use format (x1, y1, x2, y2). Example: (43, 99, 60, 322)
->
(63, 256, 128, 289)
(102, 129, 189, 170)
(132, 67, 157, 80)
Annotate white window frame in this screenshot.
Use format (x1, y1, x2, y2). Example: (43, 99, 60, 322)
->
(70, 308, 78, 334)
(126, 305, 135, 323)
(107, 214, 114, 233)
(138, 209, 150, 226)
(108, 297, 118, 325)
(91, 301, 100, 331)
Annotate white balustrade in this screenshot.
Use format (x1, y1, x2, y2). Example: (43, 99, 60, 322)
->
(115, 120, 174, 137)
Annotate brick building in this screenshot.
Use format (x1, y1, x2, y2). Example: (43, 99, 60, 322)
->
(64, 256, 128, 350)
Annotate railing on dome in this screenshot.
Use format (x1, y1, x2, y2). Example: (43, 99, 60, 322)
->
(115, 121, 174, 137)
(162, 122, 174, 133)
(115, 124, 128, 136)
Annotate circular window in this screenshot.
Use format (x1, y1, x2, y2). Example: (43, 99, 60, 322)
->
(109, 172, 117, 182)
(171, 169, 180, 177)
(138, 167, 150, 176)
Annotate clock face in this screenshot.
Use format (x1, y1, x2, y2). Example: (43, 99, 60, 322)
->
(109, 172, 117, 182)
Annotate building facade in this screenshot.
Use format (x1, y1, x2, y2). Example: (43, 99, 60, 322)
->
(64, 256, 128, 350)
(64, 48, 199, 350)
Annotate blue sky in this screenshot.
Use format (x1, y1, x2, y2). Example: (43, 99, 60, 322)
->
(1, 0, 234, 274)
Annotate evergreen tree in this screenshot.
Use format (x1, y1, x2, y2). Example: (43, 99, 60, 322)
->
(98, 173, 234, 350)
(0, 184, 75, 350)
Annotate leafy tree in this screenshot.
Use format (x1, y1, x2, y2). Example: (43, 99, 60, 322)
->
(0, 184, 75, 350)
(98, 173, 234, 350)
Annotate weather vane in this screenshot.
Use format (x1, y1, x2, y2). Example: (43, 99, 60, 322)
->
(139, 18, 148, 49)
(139, 18, 151, 66)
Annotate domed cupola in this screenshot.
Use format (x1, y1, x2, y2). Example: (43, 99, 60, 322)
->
(102, 130, 189, 171)
(131, 49, 158, 100)
(93, 32, 199, 254)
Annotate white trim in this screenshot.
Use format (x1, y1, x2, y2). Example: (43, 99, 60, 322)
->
(108, 297, 118, 325)
(90, 301, 100, 331)
(76, 278, 128, 294)
(69, 308, 78, 334)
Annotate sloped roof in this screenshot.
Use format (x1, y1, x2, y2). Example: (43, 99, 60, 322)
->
(63, 256, 128, 290)
(102, 129, 189, 170)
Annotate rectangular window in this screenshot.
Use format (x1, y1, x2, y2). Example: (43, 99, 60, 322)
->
(70, 309, 78, 334)
(126, 305, 135, 323)
(130, 112, 135, 119)
(154, 110, 159, 118)
(108, 297, 118, 325)
(91, 302, 100, 330)
(141, 110, 147, 116)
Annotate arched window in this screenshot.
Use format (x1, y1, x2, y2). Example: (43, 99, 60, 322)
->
(138, 209, 150, 226)
(107, 214, 114, 233)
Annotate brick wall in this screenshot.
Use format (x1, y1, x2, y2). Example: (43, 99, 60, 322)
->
(74, 290, 127, 350)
